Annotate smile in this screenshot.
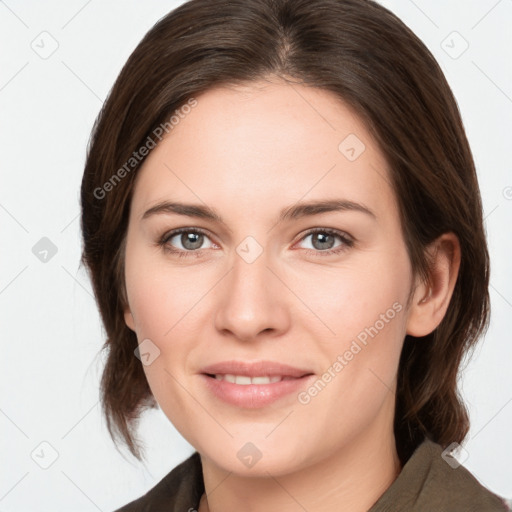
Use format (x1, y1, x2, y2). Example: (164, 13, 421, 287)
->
(210, 374, 297, 384)
(201, 372, 314, 408)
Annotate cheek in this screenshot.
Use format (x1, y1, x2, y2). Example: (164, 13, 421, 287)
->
(289, 244, 410, 346)
(123, 244, 217, 404)
(124, 265, 199, 426)
(291, 245, 410, 414)
(124, 237, 205, 340)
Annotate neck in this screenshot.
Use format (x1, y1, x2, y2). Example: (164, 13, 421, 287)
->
(199, 409, 401, 512)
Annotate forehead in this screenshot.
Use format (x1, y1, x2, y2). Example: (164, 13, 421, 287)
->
(130, 80, 397, 223)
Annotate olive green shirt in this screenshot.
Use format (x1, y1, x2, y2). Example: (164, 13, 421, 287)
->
(114, 438, 509, 511)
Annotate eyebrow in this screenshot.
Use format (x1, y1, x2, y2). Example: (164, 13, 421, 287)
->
(141, 199, 376, 226)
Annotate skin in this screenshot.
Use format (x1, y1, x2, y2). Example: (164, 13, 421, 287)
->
(123, 79, 460, 512)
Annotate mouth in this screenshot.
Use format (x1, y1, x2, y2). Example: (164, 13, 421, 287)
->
(205, 374, 307, 384)
(199, 360, 315, 408)
(200, 359, 313, 379)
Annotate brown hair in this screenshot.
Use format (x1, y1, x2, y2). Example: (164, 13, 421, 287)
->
(80, 0, 490, 464)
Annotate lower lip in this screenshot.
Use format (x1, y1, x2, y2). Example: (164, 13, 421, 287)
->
(200, 374, 314, 408)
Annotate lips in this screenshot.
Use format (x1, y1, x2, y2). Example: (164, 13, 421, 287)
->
(199, 360, 315, 408)
(213, 374, 290, 384)
(200, 360, 313, 379)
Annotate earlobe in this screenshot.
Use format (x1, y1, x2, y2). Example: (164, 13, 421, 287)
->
(405, 233, 461, 337)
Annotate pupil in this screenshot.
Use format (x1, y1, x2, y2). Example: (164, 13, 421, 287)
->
(182, 232, 203, 250)
(313, 232, 334, 250)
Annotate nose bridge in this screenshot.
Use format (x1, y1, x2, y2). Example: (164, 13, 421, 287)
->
(214, 239, 288, 340)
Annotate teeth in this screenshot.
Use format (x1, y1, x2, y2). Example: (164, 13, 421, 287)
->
(214, 374, 285, 384)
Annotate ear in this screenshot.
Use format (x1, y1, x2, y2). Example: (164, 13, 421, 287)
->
(406, 232, 461, 337)
(124, 305, 136, 332)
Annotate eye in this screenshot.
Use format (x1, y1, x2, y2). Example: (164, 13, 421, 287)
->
(296, 228, 354, 256)
(158, 227, 354, 258)
(158, 228, 215, 257)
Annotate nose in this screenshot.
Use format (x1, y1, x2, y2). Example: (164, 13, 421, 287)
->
(213, 248, 291, 343)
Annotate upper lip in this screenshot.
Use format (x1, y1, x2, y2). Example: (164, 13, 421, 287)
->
(200, 360, 313, 378)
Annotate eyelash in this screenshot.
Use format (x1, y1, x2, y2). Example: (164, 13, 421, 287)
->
(157, 227, 354, 259)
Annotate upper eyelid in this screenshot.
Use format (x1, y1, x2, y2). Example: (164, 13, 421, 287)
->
(161, 227, 217, 246)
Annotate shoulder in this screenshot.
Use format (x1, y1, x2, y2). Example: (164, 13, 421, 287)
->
(420, 440, 509, 510)
(113, 451, 204, 512)
(370, 438, 510, 511)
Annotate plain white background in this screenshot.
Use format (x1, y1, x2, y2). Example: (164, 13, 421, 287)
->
(1, 0, 511, 510)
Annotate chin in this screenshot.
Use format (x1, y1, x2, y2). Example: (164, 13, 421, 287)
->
(196, 436, 313, 477)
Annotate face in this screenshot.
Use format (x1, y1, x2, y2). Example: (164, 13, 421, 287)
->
(123, 80, 416, 476)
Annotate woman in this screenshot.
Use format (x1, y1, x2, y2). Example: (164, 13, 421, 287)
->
(80, 0, 510, 510)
